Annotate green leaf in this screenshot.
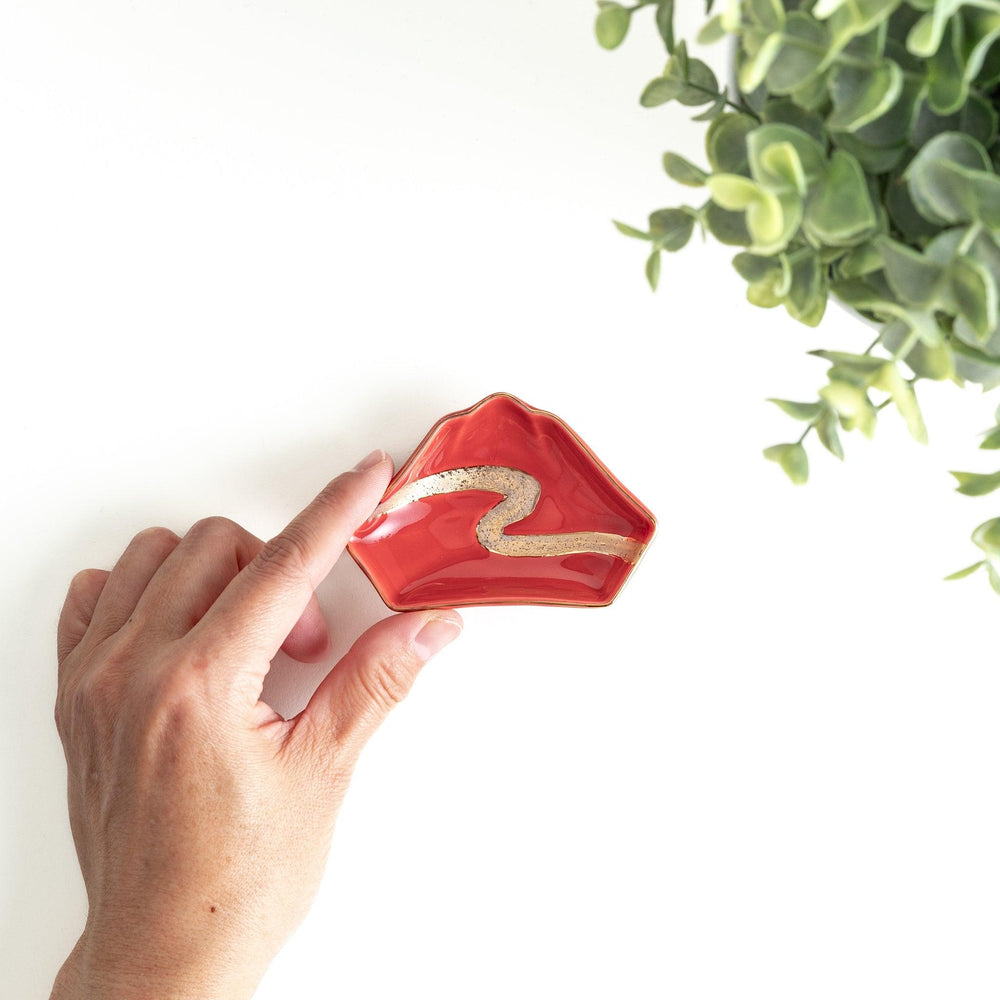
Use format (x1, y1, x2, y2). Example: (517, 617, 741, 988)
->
(646, 249, 662, 290)
(831, 131, 907, 173)
(760, 98, 827, 143)
(907, 132, 992, 175)
(841, 17, 891, 62)
(825, 0, 901, 49)
(677, 58, 721, 107)
(748, 0, 786, 32)
(854, 74, 923, 147)
(789, 68, 833, 112)
(870, 363, 928, 443)
(673, 38, 690, 76)
(738, 33, 784, 93)
(719, 0, 743, 31)
(697, 14, 726, 45)
(951, 339, 1000, 390)
(973, 516, 1000, 553)
(641, 75, 684, 107)
(748, 192, 800, 254)
(909, 93, 999, 152)
(813, 0, 848, 17)
(943, 560, 985, 580)
(925, 20, 967, 115)
(904, 341, 956, 381)
(734, 252, 789, 308)
(784, 251, 827, 325)
(706, 113, 756, 174)
(767, 398, 823, 420)
(747, 123, 827, 186)
(648, 208, 696, 250)
(656, 0, 676, 51)
(949, 469, 1000, 496)
(704, 202, 752, 246)
(885, 173, 942, 242)
(987, 562, 1000, 595)
(662, 152, 709, 186)
(819, 379, 878, 438)
(965, 8, 1000, 83)
(904, 133, 1000, 228)
(875, 237, 945, 308)
(763, 442, 810, 483)
(641, 49, 721, 109)
(949, 257, 998, 342)
(877, 318, 956, 381)
(836, 242, 884, 279)
(906, 0, 962, 58)
(980, 426, 1000, 449)
(734, 253, 781, 281)
(708, 174, 761, 210)
(755, 141, 807, 194)
(803, 150, 878, 246)
(816, 406, 845, 459)
(613, 219, 652, 240)
(595, 3, 631, 50)
(709, 176, 804, 255)
(809, 349, 888, 374)
(827, 60, 904, 133)
(766, 12, 831, 94)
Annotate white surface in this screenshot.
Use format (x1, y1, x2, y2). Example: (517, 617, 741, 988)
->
(2, 2, 999, 997)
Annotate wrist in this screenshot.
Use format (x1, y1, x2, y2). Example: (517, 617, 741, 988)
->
(50, 923, 262, 1000)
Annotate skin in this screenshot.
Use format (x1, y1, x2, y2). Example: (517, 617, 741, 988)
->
(49, 450, 463, 1000)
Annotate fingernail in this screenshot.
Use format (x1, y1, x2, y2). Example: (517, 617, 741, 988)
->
(414, 615, 463, 661)
(354, 449, 387, 472)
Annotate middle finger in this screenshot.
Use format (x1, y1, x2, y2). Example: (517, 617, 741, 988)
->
(132, 516, 330, 662)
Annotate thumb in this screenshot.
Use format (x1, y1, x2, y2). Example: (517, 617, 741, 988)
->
(292, 610, 463, 761)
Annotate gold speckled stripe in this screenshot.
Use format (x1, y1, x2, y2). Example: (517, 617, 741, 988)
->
(372, 466, 645, 563)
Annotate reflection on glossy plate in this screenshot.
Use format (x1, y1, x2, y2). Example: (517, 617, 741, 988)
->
(347, 392, 656, 610)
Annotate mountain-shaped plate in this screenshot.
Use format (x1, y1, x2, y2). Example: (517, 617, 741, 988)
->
(348, 392, 656, 610)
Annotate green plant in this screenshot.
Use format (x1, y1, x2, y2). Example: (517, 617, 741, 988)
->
(596, 0, 1000, 593)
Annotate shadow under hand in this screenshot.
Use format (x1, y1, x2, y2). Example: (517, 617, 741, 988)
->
(261, 552, 394, 721)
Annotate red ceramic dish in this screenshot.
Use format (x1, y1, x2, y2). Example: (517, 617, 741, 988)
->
(347, 393, 656, 610)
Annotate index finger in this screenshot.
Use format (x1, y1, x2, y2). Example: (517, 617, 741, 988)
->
(191, 450, 392, 667)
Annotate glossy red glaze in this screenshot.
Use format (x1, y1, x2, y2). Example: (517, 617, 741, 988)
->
(347, 393, 656, 610)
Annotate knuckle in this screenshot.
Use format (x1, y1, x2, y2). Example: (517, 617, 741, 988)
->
(186, 515, 242, 543)
(315, 478, 356, 520)
(70, 667, 117, 721)
(153, 669, 202, 719)
(53, 685, 69, 736)
(254, 527, 312, 584)
(68, 567, 102, 595)
(131, 525, 180, 554)
(357, 654, 414, 713)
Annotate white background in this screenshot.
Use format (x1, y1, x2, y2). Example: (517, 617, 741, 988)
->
(2, 1, 999, 997)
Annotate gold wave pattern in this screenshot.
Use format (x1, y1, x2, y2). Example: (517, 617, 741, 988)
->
(372, 465, 646, 563)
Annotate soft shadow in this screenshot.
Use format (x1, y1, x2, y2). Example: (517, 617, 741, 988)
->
(261, 554, 394, 720)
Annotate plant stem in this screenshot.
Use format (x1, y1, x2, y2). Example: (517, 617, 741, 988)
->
(679, 79, 762, 120)
(892, 327, 921, 363)
(726, 97, 758, 117)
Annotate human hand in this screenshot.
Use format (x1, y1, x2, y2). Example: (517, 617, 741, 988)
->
(50, 451, 463, 1000)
